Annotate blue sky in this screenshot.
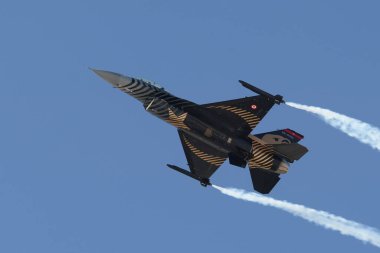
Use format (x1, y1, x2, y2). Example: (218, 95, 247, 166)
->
(1, 1, 380, 252)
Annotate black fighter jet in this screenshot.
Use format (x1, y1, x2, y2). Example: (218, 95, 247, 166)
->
(92, 69, 308, 194)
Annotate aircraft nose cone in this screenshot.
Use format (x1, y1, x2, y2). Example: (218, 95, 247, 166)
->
(91, 68, 123, 87)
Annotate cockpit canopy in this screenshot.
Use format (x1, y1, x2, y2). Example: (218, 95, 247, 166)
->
(139, 78, 164, 90)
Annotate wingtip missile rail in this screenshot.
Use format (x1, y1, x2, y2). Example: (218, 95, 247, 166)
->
(239, 80, 285, 105)
(167, 164, 211, 187)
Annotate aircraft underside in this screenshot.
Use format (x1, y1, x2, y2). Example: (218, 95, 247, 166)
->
(92, 69, 308, 194)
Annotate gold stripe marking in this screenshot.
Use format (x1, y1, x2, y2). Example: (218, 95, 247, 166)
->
(183, 136, 226, 166)
(166, 109, 190, 130)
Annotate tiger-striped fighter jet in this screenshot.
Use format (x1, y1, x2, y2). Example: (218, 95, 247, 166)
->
(92, 69, 308, 194)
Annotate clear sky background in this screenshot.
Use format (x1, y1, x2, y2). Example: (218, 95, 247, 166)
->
(1, 1, 380, 252)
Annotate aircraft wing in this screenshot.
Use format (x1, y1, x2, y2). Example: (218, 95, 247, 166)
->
(178, 130, 228, 179)
(201, 95, 276, 137)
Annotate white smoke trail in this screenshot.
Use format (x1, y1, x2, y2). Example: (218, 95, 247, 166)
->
(212, 185, 380, 248)
(286, 102, 380, 152)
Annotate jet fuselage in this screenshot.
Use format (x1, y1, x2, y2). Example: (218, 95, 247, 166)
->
(92, 69, 252, 161)
(92, 69, 308, 194)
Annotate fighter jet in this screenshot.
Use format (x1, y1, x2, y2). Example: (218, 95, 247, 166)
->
(92, 69, 308, 194)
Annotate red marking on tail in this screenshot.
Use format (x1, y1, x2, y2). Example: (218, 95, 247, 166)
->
(284, 129, 304, 140)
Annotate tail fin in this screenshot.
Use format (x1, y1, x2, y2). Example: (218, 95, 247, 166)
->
(253, 128, 308, 162)
(247, 130, 308, 194)
(255, 128, 304, 144)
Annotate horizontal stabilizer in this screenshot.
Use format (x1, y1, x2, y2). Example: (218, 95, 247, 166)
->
(272, 143, 308, 162)
(250, 168, 280, 194)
